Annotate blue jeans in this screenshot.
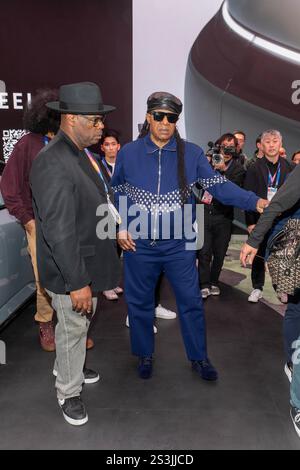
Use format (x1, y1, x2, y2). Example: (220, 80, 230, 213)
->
(284, 292, 300, 363)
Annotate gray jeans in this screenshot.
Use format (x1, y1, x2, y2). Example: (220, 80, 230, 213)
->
(46, 290, 97, 401)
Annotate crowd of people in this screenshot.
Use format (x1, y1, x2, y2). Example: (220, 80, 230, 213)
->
(1, 82, 300, 439)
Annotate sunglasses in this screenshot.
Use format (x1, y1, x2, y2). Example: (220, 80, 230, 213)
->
(80, 115, 106, 127)
(151, 111, 179, 123)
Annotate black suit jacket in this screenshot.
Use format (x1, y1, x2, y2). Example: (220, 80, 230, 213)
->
(243, 156, 294, 226)
(30, 130, 121, 294)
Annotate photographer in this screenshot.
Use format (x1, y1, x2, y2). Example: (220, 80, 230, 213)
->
(198, 133, 245, 298)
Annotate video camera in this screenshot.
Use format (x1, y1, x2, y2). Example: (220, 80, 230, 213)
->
(206, 141, 237, 166)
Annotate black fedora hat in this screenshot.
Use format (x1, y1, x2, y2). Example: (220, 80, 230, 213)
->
(46, 81, 116, 115)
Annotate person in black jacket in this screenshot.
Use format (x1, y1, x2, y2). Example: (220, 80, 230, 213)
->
(198, 133, 245, 297)
(243, 129, 294, 303)
(30, 82, 121, 426)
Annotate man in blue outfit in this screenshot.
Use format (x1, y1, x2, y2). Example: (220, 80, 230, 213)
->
(111, 91, 268, 381)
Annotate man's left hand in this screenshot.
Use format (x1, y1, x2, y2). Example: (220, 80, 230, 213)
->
(240, 243, 258, 267)
(256, 198, 269, 214)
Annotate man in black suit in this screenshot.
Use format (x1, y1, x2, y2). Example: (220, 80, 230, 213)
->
(30, 82, 121, 426)
(244, 129, 294, 303)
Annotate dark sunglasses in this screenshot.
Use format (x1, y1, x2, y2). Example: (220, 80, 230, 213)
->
(151, 111, 179, 123)
(80, 115, 106, 127)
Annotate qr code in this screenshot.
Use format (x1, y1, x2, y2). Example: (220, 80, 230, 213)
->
(2, 129, 28, 162)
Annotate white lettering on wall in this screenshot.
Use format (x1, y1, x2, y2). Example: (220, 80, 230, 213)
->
(0, 92, 32, 110)
(291, 80, 300, 105)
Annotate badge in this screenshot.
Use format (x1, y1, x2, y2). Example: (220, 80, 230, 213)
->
(267, 187, 277, 202)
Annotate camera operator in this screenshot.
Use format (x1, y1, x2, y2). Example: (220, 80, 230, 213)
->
(197, 133, 245, 298)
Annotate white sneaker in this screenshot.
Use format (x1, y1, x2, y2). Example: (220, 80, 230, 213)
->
(211, 285, 221, 296)
(125, 315, 157, 334)
(284, 362, 293, 383)
(248, 289, 263, 303)
(114, 286, 123, 295)
(201, 288, 211, 299)
(155, 304, 176, 319)
(103, 289, 119, 300)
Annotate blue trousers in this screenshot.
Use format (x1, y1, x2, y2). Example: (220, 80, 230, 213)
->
(284, 292, 300, 363)
(288, 294, 300, 409)
(124, 239, 207, 360)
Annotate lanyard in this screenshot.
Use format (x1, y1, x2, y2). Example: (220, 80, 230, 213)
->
(268, 162, 281, 188)
(101, 158, 113, 178)
(84, 149, 121, 225)
(84, 149, 109, 195)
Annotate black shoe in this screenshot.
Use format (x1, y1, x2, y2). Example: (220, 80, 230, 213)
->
(191, 358, 218, 381)
(53, 367, 100, 384)
(290, 406, 300, 438)
(138, 356, 153, 379)
(58, 396, 88, 426)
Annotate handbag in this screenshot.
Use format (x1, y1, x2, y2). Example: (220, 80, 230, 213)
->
(267, 218, 300, 295)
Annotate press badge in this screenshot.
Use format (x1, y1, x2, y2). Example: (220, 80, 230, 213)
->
(267, 187, 277, 202)
(201, 191, 213, 205)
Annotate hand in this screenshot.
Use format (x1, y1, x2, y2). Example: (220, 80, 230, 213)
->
(213, 161, 226, 172)
(117, 230, 136, 252)
(240, 243, 258, 267)
(70, 285, 93, 316)
(247, 225, 256, 234)
(256, 198, 269, 214)
(24, 219, 36, 236)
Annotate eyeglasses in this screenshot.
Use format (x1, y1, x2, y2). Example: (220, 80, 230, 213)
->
(79, 115, 106, 127)
(151, 111, 179, 123)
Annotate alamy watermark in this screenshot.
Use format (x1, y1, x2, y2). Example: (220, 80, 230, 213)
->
(95, 197, 204, 251)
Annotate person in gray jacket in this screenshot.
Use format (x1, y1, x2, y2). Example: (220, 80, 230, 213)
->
(240, 164, 300, 438)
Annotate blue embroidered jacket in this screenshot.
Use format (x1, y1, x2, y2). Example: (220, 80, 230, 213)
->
(111, 133, 259, 241)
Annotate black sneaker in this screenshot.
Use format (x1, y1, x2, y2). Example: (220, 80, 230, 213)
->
(138, 356, 153, 379)
(191, 358, 218, 381)
(53, 367, 100, 384)
(58, 396, 88, 426)
(290, 406, 300, 438)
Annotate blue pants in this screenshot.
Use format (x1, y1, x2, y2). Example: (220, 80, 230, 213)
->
(288, 294, 300, 409)
(124, 239, 207, 360)
(284, 292, 300, 363)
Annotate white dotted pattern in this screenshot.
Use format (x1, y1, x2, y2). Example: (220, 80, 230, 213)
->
(198, 175, 227, 190)
(113, 175, 227, 214)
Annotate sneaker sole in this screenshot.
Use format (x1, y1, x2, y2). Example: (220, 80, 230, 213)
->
(84, 374, 100, 384)
(290, 409, 300, 438)
(284, 364, 292, 383)
(211, 292, 220, 296)
(154, 313, 177, 319)
(61, 410, 88, 426)
(53, 370, 100, 384)
(248, 296, 263, 303)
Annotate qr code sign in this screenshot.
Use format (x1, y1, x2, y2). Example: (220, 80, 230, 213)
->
(2, 129, 28, 162)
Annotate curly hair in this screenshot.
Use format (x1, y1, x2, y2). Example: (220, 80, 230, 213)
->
(23, 88, 60, 135)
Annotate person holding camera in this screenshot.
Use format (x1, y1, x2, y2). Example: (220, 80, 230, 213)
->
(198, 133, 245, 298)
